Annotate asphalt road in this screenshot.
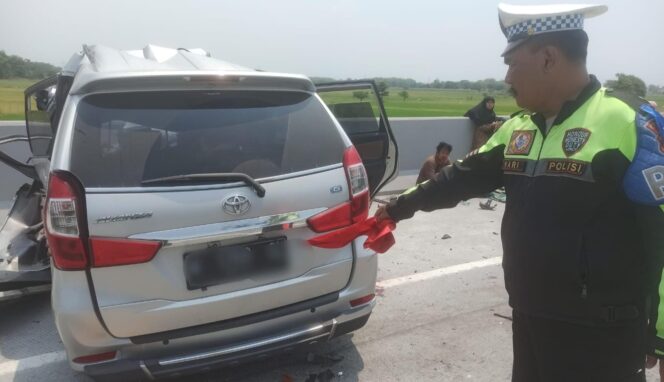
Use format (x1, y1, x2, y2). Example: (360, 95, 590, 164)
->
(0, 199, 511, 382)
(1, 198, 660, 382)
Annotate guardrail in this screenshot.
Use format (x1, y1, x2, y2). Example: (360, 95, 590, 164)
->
(0, 118, 477, 202)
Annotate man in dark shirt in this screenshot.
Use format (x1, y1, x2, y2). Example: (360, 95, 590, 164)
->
(416, 141, 452, 184)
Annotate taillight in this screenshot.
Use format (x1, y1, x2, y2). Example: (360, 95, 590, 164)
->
(350, 293, 375, 307)
(45, 172, 88, 270)
(73, 351, 117, 364)
(344, 146, 369, 197)
(90, 237, 162, 267)
(45, 171, 162, 270)
(307, 146, 370, 233)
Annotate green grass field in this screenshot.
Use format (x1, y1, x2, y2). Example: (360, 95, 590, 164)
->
(1, 78, 662, 120)
(382, 88, 518, 117)
(0, 79, 519, 121)
(649, 94, 664, 108)
(0, 79, 35, 120)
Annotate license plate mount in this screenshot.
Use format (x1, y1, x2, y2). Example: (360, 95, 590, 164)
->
(183, 237, 287, 290)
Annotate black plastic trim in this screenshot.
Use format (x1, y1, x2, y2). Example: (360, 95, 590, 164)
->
(332, 312, 371, 338)
(83, 359, 143, 382)
(129, 292, 339, 344)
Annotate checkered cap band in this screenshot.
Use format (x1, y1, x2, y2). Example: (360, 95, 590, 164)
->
(505, 13, 584, 42)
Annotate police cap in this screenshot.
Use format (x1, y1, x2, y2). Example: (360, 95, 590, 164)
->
(498, 3, 608, 56)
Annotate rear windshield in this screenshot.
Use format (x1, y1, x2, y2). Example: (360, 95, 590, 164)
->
(70, 91, 346, 187)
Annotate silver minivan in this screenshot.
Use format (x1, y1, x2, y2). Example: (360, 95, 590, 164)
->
(18, 45, 397, 380)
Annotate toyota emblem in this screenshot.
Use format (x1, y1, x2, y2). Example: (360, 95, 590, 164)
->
(222, 195, 251, 216)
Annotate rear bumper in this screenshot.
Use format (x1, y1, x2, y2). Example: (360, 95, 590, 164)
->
(84, 311, 371, 381)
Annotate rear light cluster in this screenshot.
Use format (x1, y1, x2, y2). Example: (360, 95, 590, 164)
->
(307, 146, 370, 233)
(72, 351, 117, 364)
(350, 293, 375, 307)
(44, 171, 161, 271)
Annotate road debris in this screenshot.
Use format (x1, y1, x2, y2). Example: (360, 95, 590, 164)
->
(305, 369, 338, 382)
(489, 188, 507, 203)
(479, 199, 496, 210)
(493, 312, 513, 321)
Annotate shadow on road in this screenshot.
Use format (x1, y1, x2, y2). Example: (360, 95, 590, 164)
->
(186, 334, 365, 382)
(0, 293, 60, 360)
(2, 294, 365, 382)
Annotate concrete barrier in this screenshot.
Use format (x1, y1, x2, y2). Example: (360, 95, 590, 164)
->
(0, 118, 477, 201)
(383, 117, 474, 193)
(391, 117, 474, 169)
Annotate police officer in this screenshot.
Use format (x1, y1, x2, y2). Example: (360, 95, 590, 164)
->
(376, 3, 664, 381)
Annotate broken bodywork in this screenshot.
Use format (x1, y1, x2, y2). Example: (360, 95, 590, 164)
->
(0, 181, 50, 301)
(0, 77, 63, 301)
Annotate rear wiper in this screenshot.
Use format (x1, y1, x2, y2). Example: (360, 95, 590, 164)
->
(141, 173, 266, 197)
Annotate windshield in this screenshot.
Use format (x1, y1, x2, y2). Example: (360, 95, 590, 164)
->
(70, 90, 346, 188)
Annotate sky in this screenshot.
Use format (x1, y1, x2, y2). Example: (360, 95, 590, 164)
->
(1, 0, 662, 86)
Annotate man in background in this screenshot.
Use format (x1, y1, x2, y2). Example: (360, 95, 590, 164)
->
(416, 141, 452, 184)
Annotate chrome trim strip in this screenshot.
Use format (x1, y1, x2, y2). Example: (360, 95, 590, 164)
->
(139, 361, 155, 380)
(256, 164, 343, 184)
(158, 322, 330, 366)
(328, 319, 338, 340)
(0, 135, 51, 146)
(84, 164, 343, 194)
(130, 207, 326, 247)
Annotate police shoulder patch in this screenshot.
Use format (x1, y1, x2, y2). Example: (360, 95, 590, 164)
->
(644, 119, 664, 154)
(506, 130, 536, 155)
(562, 128, 591, 157)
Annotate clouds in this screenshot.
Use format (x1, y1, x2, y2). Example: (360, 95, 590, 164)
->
(0, 0, 661, 85)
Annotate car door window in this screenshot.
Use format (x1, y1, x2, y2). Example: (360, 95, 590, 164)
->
(24, 77, 57, 157)
(317, 81, 398, 196)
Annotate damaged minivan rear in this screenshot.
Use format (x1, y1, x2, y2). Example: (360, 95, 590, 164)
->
(15, 44, 398, 381)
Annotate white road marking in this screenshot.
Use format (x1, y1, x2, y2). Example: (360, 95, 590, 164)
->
(0, 350, 67, 378)
(0, 256, 502, 377)
(377, 256, 502, 289)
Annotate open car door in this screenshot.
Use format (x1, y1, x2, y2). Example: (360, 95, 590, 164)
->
(24, 76, 58, 157)
(316, 80, 398, 197)
(0, 76, 59, 300)
(0, 76, 57, 182)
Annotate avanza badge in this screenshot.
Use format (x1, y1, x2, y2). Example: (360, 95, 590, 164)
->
(506, 130, 536, 155)
(563, 128, 591, 157)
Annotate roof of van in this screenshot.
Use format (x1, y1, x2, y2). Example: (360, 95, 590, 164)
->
(66, 44, 315, 94)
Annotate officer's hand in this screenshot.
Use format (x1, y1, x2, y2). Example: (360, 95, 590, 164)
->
(374, 205, 392, 222)
(646, 355, 664, 380)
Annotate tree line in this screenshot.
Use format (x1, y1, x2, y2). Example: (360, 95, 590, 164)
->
(311, 76, 509, 92)
(0, 51, 60, 79)
(2, 50, 660, 98)
(313, 73, 663, 99)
